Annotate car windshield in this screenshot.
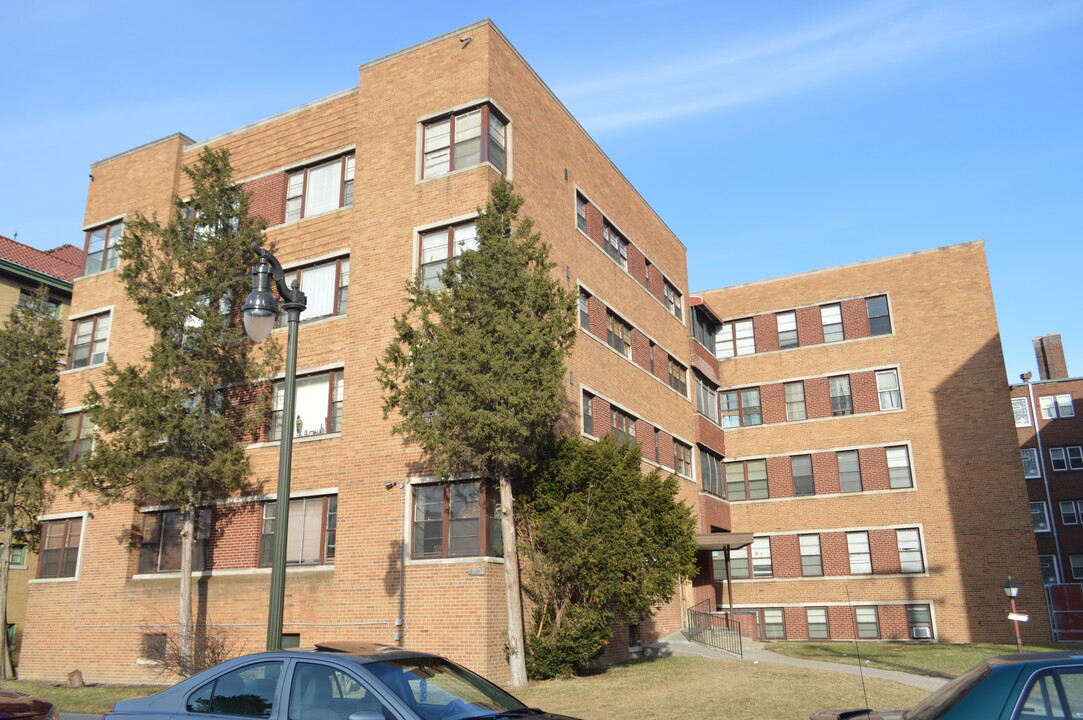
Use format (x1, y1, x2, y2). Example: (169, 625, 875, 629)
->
(903, 662, 990, 720)
(365, 657, 534, 720)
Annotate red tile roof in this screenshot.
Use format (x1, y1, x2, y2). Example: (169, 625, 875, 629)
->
(0, 235, 84, 283)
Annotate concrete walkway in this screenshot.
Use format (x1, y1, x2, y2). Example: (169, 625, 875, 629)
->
(647, 631, 948, 693)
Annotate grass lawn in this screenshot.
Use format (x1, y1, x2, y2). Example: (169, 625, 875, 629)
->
(765, 640, 1080, 679)
(0, 656, 927, 719)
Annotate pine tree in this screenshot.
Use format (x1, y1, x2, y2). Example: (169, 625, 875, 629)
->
(76, 148, 277, 673)
(378, 177, 576, 687)
(0, 288, 67, 678)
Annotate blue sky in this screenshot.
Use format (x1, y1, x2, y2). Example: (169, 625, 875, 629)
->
(2, 0, 1080, 380)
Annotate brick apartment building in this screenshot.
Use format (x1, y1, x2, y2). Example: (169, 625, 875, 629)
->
(18, 21, 1048, 683)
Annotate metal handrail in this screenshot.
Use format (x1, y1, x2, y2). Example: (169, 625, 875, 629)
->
(685, 599, 743, 657)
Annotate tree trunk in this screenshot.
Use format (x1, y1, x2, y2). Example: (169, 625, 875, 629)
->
(178, 503, 196, 670)
(498, 474, 528, 687)
(0, 515, 13, 680)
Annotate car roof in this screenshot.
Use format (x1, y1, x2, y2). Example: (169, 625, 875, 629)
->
(284, 641, 442, 664)
(987, 651, 1083, 667)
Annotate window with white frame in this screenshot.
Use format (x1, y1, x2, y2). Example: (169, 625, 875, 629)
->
(1031, 502, 1052, 533)
(1021, 448, 1041, 479)
(876, 369, 902, 410)
(847, 531, 872, 574)
(1012, 397, 1032, 427)
(777, 311, 798, 349)
(278, 257, 349, 323)
(422, 105, 506, 178)
(1071, 555, 1083, 581)
(792, 455, 815, 496)
(270, 370, 344, 441)
(838, 450, 862, 492)
(1040, 555, 1061, 584)
(419, 222, 477, 292)
(83, 220, 123, 275)
(1062, 501, 1080, 525)
(1040, 394, 1076, 419)
(751, 537, 772, 577)
(578, 290, 590, 331)
(799, 534, 823, 576)
(728, 548, 750, 579)
(806, 607, 829, 639)
(897, 528, 925, 572)
(260, 495, 337, 566)
(62, 412, 95, 464)
(575, 193, 587, 233)
(886, 446, 913, 488)
(821, 303, 843, 342)
(412, 481, 500, 559)
(784, 381, 806, 421)
(68, 312, 111, 369)
(286, 154, 354, 223)
(1051, 446, 1083, 472)
(762, 608, 785, 639)
(906, 604, 932, 638)
(866, 295, 891, 336)
(855, 606, 880, 639)
(716, 319, 755, 358)
(581, 391, 594, 436)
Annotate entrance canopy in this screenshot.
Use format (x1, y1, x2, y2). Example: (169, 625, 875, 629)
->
(695, 532, 755, 551)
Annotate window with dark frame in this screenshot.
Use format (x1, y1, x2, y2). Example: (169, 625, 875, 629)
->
(673, 441, 693, 479)
(667, 358, 688, 395)
(838, 450, 862, 492)
(270, 370, 344, 441)
(726, 459, 768, 501)
(277, 257, 350, 324)
(829, 375, 853, 416)
(695, 373, 719, 423)
(285, 154, 354, 223)
(806, 607, 829, 639)
(19, 289, 61, 317)
(38, 517, 82, 579)
(866, 295, 891, 335)
(799, 534, 823, 576)
(603, 223, 628, 270)
(260, 495, 337, 566)
(777, 311, 798, 349)
(611, 406, 636, 444)
(699, 448, 723, 496)
(1040, 555, 1061, 584)
(855, 606, 880, 639)
(83, 220, 123, 275)
(411, 481, 500, 560)
(62, 412, 95, 464)
(422, 105, 506, 178)
(663, 281, 682, 319)
(576, 193, 588, 233)
(716, 318, 755, 358)
(582, 392, 594, 436)
(792, 455, 815, 496)
(721, 388, 762, 427)
(762, 608, 785, 639)
(419, 222, 477, 292)
(578, 290, 590, 330)
(139, 508, 211, 574)
(907, 604, 932, 638)
(68, 312, 111, 369)
(606, 311, 632, 358)
(691, 307, 717, 353)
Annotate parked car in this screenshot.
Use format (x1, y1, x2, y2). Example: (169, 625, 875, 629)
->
(0, 689, 57, 720)
(102, 642, 581, 720)
(810, 651, 1083, 720)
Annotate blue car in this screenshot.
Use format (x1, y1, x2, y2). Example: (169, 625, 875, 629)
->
(103, 642, 580, 720)
(811, 652, 1083, 720)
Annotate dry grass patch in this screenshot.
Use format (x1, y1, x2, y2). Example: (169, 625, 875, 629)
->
(515, 656, 928, 720)
(0, 680, 166, 715)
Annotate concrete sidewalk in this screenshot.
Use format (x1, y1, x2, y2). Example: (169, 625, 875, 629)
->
(647, 632, 948, 693)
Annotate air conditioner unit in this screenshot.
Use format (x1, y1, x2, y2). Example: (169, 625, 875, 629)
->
(911, 626, 933, 639)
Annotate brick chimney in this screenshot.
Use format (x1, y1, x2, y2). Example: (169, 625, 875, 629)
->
(1033, 334, 1069, 380)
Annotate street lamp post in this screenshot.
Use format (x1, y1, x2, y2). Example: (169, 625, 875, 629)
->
(1003, 577, 1024, 654)
(242, 242, 307, 651)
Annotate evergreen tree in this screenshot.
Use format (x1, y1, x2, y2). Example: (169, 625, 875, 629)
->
(518, 435, 698, 679)
(378, 177, 576, 687)
(76, 148, 277, 672)
(0, 288, 67, 679)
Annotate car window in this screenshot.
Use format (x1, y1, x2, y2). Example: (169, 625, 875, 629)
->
(288, 661, 390, 720)
(904, 662, 990, 720)
(366, 658, 524, 720)
(187, 661, 282, 718)
(1016, 668, 1083, 720)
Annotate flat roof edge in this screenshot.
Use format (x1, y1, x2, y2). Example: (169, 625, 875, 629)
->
(91, 133, 196, 168)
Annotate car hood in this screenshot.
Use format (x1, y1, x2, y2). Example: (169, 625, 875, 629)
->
(0, 690, 54, 720)
(809, 710, 905, 720)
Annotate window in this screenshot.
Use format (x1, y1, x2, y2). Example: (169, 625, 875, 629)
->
(777, 311, 798, 349)
(1051, 447, 1083, 472)
(605, 312, 632, 358)
(784, 381, 806, 421)
(876, 369, 902, 410)
(286, 154, 354, 223)
(186, 661, 282, 717)
(141, 633, 167, 662)
(663, 281, 682, 319)
(411, 481, 500, 559)
(1022, 448, 1041, 479)
(799, 534, 823, 576)
(762, 608, 785, 639)
(578, 290, 590, 330)
(691, 307, 717, 354)
(419, 222, 477, 292)
(700, 448, 723, 496)
(1031, 502, 1052, 533)
(1072, 555, 1083, 581)
(886, 446, 913, 488)
(1062, 501, 1079, 525)
(611, 407, 636, 444)
(667, 359, 687, 395)
(260, 496, 337, 566)
(1040, 555, 1061, 584)
(866, 295, 891, 335)
(1040, 394, 1075, 419)
(19, 289, 60, 317)
(674, 441, 693, 479)
(38, 517, 82, 579)
(829, 376, 853, 416)
(602, 223, 628, 269)
(736, 389, 762, 426)
(847, 531, 872, 574)
(644, 260, 652, 293)
(906, 604, 932, 638)
(838, 450, 863, 492)
(581, 392, 594, 436)
(278, 258, 349, 322)
(83, 220, 123, 275)
(716, 319, 755, 358)
(750, 537, 772, 578)
(270, 370, 344, 441)
(821, 304, 843, 342)
(652, 428, 660, 463)
(1012, 397, 1032, 427)
(855, 606, 880, 639)
(62, 413, 95, 463)
(897, 528, 925, 573)
(139, 508, 211, 573)
(792, 455, 815, 496)
(729, 548, 750, 579)
(695, 373, 719, 423)
(575, 194, 587, 233)
(422, 105, 506, 178)
(68, 312, 111, 369)
(726, 459, 768, 501)
(4, 544, 26, 566)
(806, 607, 829, 639)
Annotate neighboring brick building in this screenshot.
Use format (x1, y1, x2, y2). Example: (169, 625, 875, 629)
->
(18, 21, 1047, 684)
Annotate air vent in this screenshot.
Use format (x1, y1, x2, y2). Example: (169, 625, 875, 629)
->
(911, 626, 932, 639)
